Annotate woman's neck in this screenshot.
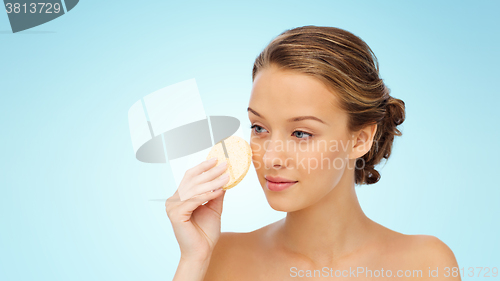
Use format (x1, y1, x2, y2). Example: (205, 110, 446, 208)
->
(276, 167, 376, 266)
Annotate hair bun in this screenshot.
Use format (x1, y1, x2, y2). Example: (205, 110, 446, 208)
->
(385, 97, 405, 129)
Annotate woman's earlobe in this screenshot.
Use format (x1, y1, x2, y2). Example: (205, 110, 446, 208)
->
(348, 124, 377, 159)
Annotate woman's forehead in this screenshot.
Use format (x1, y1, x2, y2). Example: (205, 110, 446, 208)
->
(249, 66, 344, 122)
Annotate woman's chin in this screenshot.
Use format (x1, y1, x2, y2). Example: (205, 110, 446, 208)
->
(260, 181, 308, 212)
(264, 194, 304, 212)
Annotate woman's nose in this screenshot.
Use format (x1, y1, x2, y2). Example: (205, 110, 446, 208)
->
(263, 138, 292, 169)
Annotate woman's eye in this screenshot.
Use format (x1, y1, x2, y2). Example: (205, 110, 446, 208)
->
(250, 124, 267, 134)
(250, 124, 313, 139)
(293, 130, 313, 139)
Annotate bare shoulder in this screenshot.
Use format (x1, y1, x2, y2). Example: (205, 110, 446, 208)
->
(365, 223, 460, 279)
(372, 223, 458, 265)
(407, 235, 459, 266)
(392, 234, 460, 280)
(203, 231, 257, 281)
(204, 222, 279, 281)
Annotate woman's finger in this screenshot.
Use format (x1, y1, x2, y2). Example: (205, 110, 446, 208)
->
(167, 172, 228, 217)
(188, 171, 230, 199)
(172, 188, 227, 222)
(204, 188, 226, 216)
(192, 160, 228, 186)
(186, 158, 219, 178)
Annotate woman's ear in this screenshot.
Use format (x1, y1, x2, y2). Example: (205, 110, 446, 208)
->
(348, 123, 377, 160)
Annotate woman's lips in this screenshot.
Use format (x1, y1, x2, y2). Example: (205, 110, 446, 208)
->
(266, 179, 298, 191)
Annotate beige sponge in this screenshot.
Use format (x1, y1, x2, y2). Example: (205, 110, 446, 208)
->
(206, 135, 252, 190)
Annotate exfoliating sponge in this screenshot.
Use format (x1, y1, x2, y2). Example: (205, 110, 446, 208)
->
(206, 135, 252, 190)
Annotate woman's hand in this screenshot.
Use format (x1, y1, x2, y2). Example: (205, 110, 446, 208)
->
(165, 158, 230, 262)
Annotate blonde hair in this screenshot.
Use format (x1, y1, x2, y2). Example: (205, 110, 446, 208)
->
(252, 25, 405, 185)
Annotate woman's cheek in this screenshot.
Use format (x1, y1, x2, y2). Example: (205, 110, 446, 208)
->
(295, 149, 332, 172)
(250, 140, 264, 170)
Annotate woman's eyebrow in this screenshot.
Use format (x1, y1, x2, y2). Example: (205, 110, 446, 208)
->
(247, 107, 328, 125)
(248, 107, 262, 118)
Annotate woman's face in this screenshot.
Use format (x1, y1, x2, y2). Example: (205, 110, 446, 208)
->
(248, 64, 356, 212)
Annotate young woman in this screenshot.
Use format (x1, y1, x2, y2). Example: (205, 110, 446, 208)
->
(166, 26, 460, 280)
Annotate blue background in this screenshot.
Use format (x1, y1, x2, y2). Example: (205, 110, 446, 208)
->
(1, 0, 499, 280)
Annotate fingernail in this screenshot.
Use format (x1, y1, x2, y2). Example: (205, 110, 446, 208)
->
(207, 157, 217, 163)
(220, 173, 229, 181)
(219, 161, 227, 168)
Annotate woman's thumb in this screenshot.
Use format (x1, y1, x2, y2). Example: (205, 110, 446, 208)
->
(204, 189, 226, 215)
